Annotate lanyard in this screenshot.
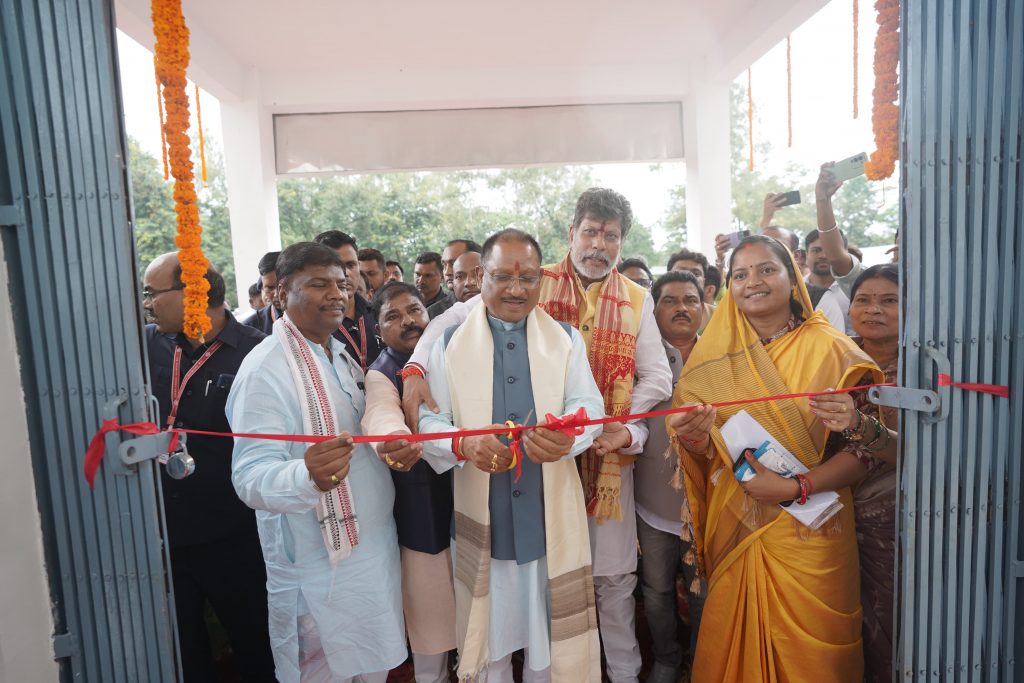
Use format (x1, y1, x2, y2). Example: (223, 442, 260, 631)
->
(337, 317, 368, 372)
(167, 341, 224, 429)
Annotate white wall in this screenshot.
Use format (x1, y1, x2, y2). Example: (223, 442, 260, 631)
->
(0, 239, 60, 682)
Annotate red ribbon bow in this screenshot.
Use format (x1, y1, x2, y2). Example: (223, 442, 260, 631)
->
(542, 407, 589, 437)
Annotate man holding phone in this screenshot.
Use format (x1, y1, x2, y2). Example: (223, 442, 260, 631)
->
(814, 156, 900, 299)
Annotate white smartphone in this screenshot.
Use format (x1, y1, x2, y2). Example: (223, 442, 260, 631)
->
(828, 152, 868, 182)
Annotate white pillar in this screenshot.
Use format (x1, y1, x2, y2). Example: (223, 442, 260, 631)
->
(219, 69, 281, 308)
(682, 80, 733, 259)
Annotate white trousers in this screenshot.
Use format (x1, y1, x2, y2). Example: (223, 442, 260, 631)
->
(594, 573, 641, 683)
(413, 652, 449, 683)
(298, 614, 390, 683)
(485, 649, 550, 683)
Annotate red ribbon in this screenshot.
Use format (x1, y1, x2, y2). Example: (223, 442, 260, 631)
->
(83, 377, 1009, 487)
(84, 419, 160, 488)
(938, 373, 1010, 398)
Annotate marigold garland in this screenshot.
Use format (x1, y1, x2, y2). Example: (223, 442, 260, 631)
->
(153, 56, 168, 180)
(152, 0, 211, 340)
(747, 68, 755, 172)
(853, 0, 860, 119)
(864, 0, 899, 180)
(195, 83, 208, 187)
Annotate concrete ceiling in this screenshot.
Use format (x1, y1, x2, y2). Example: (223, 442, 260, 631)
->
(115, 0, 829, 111)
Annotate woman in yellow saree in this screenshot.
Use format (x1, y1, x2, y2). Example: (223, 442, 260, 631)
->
(668, 235, 883, 683)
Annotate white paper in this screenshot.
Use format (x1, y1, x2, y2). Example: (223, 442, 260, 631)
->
(719, 410, 842, 529)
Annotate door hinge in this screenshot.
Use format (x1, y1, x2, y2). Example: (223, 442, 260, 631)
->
(52, 631, 77, 659)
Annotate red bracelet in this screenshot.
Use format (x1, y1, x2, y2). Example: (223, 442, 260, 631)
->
(794, 474, 810, 505)
(400, 364, 425, 382)
(452, 432, 467, 462)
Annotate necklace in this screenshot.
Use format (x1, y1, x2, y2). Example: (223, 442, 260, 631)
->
(759, 316, 798, 345)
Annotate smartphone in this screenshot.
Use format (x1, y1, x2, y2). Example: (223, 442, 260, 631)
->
(828, 152, 868, 182)
(773, 190, 801, 208)
(726, 229, 751, 248)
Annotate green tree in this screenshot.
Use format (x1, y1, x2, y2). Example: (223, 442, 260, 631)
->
(128, 134, 239, 306)
(658, 185, 688, 265)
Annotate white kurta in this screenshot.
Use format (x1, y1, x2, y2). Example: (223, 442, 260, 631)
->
(228, 333, 407, 683)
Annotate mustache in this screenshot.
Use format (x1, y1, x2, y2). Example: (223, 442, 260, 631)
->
(581, 250, 610, 265)
(672, 312, 692, 322)
(400, 326, 424, 339)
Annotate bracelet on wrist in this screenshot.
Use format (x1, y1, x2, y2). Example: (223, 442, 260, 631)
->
(400, 364, 426, 382)
(817, 224, 840, 234)
(794, 473, 810, 505)
(451, 431, 467, 462)
(864, 424, 892, 453)
(862, 416, 885, 449)
(841, 410, 865, 441)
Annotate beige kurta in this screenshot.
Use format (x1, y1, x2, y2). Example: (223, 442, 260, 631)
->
(362, 370, 456, 655)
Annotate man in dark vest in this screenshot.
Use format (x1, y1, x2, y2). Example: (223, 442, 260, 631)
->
(361, 281, 455, 683)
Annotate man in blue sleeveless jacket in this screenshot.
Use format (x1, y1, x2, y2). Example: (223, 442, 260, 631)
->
(362, 282, 456, 683)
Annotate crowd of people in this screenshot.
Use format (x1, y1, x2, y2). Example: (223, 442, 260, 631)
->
(140, 163, 902, 683)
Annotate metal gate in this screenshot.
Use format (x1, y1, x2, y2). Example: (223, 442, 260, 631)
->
(899, 0, 1023, 681)
(0, 1, 177, 681)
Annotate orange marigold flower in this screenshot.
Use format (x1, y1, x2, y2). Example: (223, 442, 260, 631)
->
(152, 0, 211, 340)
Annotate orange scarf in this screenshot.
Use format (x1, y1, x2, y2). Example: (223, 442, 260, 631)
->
(540, 254, 642, 522)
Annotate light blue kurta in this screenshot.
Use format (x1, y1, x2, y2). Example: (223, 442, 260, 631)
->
(418, 315, 603, 672)
(228, 332, 406, 683)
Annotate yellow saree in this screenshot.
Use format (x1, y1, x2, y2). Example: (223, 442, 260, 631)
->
(670, 271, 882, 683)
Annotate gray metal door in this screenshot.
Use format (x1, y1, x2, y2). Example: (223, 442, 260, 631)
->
(0, 0, 177, 681)
(900, 0, 1023, 681)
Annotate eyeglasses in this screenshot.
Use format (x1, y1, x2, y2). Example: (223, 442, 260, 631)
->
(483, 268, 541, 290)
(633, 278, 653, 289)
(142, 284, 185, 301)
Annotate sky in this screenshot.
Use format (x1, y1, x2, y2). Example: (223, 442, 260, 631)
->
(116, 0, 895, 248)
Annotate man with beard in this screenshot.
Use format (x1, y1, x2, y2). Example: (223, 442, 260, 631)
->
(634, 271, 706, 683)
(384, 260, 405, 284)
(805, 229, 852, 333)
(243, 251, 284, 334)
(314, 230, 384, 373)
(143, 253, 275, 682)
(228, 242, 406, 682)
(403, 189, 673, 683)
(362, 282, 456, 683)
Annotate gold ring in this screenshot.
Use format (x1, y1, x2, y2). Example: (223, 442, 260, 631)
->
(491, 453, 498, 465)
(490, 462, 497, 472)
(393, 460, 404, 469)
(384, 455, 396, 466)
(330, 474, 340, 486)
